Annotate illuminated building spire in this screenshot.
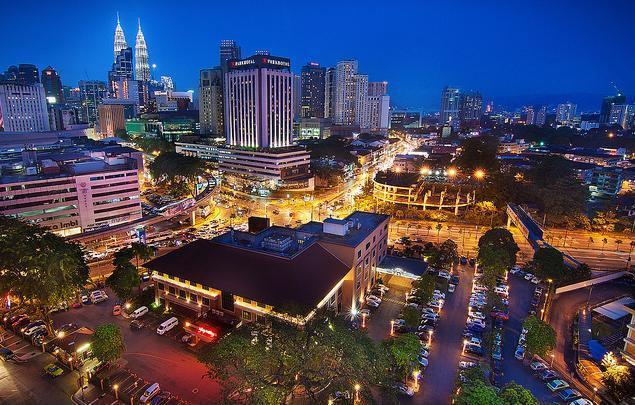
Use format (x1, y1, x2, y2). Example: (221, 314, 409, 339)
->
(113, 12, 128, 62)
(135, 18, 150, 81)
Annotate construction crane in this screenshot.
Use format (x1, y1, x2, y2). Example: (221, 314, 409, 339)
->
(610, 81, 622, 96)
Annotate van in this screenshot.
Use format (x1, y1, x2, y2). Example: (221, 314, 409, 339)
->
(131, 306, 148, 319)
(139, 383, 160, 403)
(90, 290, 108, 304)
(156, 317, 178, 335)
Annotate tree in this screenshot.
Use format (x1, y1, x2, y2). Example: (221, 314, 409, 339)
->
(477, 228, 519, 287)
(455, 380, 501, 405)
(0, 216, 88, 333)
(498, 383, 538, 405)
(601, 352, 635, 401)
(148, 151, 205, 195)
(387, 333, 421, 380)
(587, 237, 594, 248)
(602, 237, 608, 252)
(401, 306, 421, 329)
(427, 225, 432, 236)
(530, 247, 566, 283)
(199, 316, 390, 403)
(435, 223, 443, 242)
(455, 136, 500, 173)
(615, 239, 623, 251)
(130, 242, 155, 273)
(411, 274, 436, 304)
(429, 239, 459, 269)
(106, 248, 140, 301)
(523, 316, 556, 357)
(91, 324, 125, 364)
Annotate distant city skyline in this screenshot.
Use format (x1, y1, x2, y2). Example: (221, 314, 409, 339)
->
(1, 0, 634, 112)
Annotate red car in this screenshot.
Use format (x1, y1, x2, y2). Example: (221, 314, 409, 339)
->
(71, 301, 82, 309)
(490, 311, 509, 321)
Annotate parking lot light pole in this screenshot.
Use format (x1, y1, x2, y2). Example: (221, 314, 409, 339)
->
(550, 353, 555, 367)
(114, 384, 119, 400)
(428, 330, 433, 345)
(462, 339, 468, 354)
(390, 320, 395, 336)
(354, 384, 360, 402)
(413, 370, 420, 391)
(592, 387, 597, 402)
(362, 312, 367, 328)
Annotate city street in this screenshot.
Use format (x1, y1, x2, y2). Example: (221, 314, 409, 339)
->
(419, 263, 473, 404)
(52, 290, 222, 404)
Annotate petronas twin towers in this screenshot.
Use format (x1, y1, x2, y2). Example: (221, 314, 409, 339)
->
(113, 13, 150, 81)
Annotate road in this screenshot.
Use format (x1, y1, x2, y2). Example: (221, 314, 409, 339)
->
(52, 289, 222, 404)
(419, 262, 473, 404)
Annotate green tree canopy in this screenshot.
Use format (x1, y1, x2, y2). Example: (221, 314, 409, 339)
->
(530, 247, 566, 282)
(412, 274, 436, 303)
(386, 332, 421, 380)
(91, 323, 126, 364)
(0, 216, 88, 332)
(455, 380, 501, 405)
(455, 136, 500, 173)
(499, 383, 539, 405)
(429, 239, 459, 270)
(523, 315, 556, 357)
(401, 306, 421, 328)
(148, 151, 205, 186)
(477, 228, 519, 286)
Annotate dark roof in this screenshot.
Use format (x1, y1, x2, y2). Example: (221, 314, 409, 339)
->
(144, 239, 350, 314)
(379, 255, 428, 277)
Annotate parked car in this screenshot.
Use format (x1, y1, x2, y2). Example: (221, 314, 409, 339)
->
(450, 275, 460, 284)
(460, 256, 468, 265)
(112, 305, 122, 316)
(130, 320, 144, 331)
(546, 379, 570, 392)
(81, 295, 90, 305)
(43, 363, 65, 378)
(538, 369, 560, 381)
(530, 360, 548, 371)
(514, 346, 525, 360)
(448, 284, 456, 293)
(568, 398, 593, 405)
(468, 258, 476, 266)
(465, 344, 483, 356)
(417, 355, 429, 367)
(558, 388, 581, 401)
(393, 382, 414, 397)
(459, 361, 477, 369)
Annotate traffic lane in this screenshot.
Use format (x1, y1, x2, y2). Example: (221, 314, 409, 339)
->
(419, 263, 473, 405)
(500, 275, 554, 403)
(0, 346, 78, 404)
(52, 294, 222, 403)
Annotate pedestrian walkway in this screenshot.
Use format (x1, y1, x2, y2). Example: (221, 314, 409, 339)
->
(578, 307, 592, 357)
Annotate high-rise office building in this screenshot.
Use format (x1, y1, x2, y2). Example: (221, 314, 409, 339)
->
(525, 106, 535, 125)
(300, 62, 326, 118)
(0, 64, 40, 85)
(113, 13, 128, 63)
(0, 82, 50, 132)
(79, 80, 107, 125)
(324, 67, 336, 119)
(41, 66, 64, 104)
(368, 81, 388, 97)
(608, 104, 634, 130)
(293, 74, 302, 120)
(440, 86, 461, 129)
(368, 93, 390, 133)
(353, 74, 369, 129)
(600, 94, 627, 124)
(334, 60, 358, 125)
(160, 76, 174, 92)
(135, 19, 150, 82)
(459, 91, 483, 128)
(535, 105, 547, 126)
(224, 55, 293, 148)
(556, 102, 577, 125)
(98, 104, 126, 137)
(220, 40, 241, 70)
(199, 68, 224, 135)
(108, 47, 134, 97)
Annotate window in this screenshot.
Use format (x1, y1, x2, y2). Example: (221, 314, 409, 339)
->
(190, 294, 198, 303)
(202, 297, 210, 306)
(168, 286, 176, 295)
(178, 290, 186, 299)
(158, 283, 165, 291)
(373, 235, 376, 243)
(357, 250, 361, 259)
(242, 310, 252, 321)
(372, 249, 376, 257)
(365, 242, 370, 250)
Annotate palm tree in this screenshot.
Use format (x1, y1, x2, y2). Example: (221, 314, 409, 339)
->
(601, 238, 608, 252)
(629, 241, 635, 255)
(587, 237, 594, 249)
(427, 225, 432, 236)
(615, 239, 623, 252)
(435, 223, 443, 243)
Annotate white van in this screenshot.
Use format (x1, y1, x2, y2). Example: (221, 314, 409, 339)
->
(156, 317, 178, 335)
(139, 382, 160, 403)
(131, 306, 148, 319)
(90, 290, 108, 304)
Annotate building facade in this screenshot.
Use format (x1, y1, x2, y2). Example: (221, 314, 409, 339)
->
(108, 47, 134, 97)
(0, 83, 50, 132)
(300, 62, 326, 119)
(41, 66, 64, 104)
(334, 60, 358, 126)
(440, 86, 460, 129)
(98, 104, 126, 137)
(134, 20, 151, 82)
(556, 102, 577, 125)
(113, 14, 128, 62)
(324, 67, 336, 119)
(199, 68, 224, 135)
(78, 81, 107, 125)
(223, 55, 294, 148)
(220, 40, 241, 71)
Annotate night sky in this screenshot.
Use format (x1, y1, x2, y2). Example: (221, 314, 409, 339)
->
(2, 0, 634, 111)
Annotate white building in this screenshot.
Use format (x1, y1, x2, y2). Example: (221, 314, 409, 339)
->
(609, 104, 634, 130)
(198, 68, 224, 135)
(353, 74, 369, 129)
(556, 102, 577, 125)
(224, 55, 294, 148)
(368, 81, 390, 134)
(334, 60, 358, 126)
(0, 83, 50, 132)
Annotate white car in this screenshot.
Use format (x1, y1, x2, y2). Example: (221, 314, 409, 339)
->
(467, 319, 486, 328)
(524, 273, 534, 281)
(366, 299, 380, 308)
(515, 346, 525, 360)
(531, 276, 540, 284)
(469, 312, 486, 320)
(419, 348, 429, 358)
(421, 307, 436, 314)
(438, 271, 451, 280)
(459, 361, 477, 369)
(510, 265, 522, 274)
(367, 294, 382, 302)
(428, 301, 443, 309)
(448, 284, 456, 293)
(24, 324, 46, 337)
(433, 290, 446, 299)
(377, 284, 390, 293)
(468, 337, 482, 346)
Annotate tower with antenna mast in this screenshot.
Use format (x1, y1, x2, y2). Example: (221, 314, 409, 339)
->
(113, 12, 127, 63)
(135, 18, 151, 82)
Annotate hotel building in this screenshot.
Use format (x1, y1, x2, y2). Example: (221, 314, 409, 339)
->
(0, 145, 143, 236)
(144, 211, 389, 327)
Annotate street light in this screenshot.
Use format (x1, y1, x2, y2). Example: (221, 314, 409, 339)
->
(462, 339, 468, 354)
(354, 383, 360, 402)
(428, 330, 433, 345)
(113, 384, 119, 400)
(592, 387, 598, 402)
(413, 370, 420, 391)
(550, 353, 555, 367)
(390, 320, 395, 336)
(362, 312, 367, 328)
(474, 169, 485, 179)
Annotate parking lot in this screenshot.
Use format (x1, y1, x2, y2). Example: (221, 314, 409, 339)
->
(365, 285, 408, 342)
(52, 288, 223, 403)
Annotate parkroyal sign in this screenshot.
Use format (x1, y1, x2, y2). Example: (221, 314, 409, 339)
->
(230, 57, 290, 69)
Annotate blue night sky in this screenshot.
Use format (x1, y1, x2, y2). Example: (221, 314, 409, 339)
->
(2, 0, 634, 112)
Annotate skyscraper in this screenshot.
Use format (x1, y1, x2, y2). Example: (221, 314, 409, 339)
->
(600, 94, 627, 124)
(525, 106, 535, 125)
(0, 82, 50, 132)
(440, 87, 461, 129)
(334, 60, 358, 125)
(367, 82, 390, 133)
(353, 74, 369, 129)
(220, 40, 241, 70)
(556, 102, 577, 125)
(224, 55, 293, 148)
(160, 76, 174, 92)
(79, 80, 107, 125)
(368, 81, 388, 97)
(113, 13, 128, 63)
(41, 66, 64, 104)
(135, 19, 150, 82)
(324, 67, 336, 119)
(199, 68, 224, 135)
(108, 47, 134, 97)
(0, 64, 40, 85)
(535, 105, 547, 126)
(300, 62, 326, 118)
(608, 104, 634, 129)
(459, 91, 483, 128)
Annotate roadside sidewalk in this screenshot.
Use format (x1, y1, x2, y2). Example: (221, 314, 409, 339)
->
(71, 383, 120, 405)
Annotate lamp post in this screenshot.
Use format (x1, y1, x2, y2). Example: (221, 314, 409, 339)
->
(462, 339, 468, 354)
(413, 370, 420, 391)
(114, 384, 119, 400)
(550, 353, 555, 367)
(390, 320, 395, 336)
(354, 383, 360, 402)
(428, 330, 433, 345)
(362, 312, 367, 328)
(592, 387, 597, 402)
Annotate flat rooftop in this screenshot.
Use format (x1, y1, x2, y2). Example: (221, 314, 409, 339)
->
(297, 211, 390, 247)
(144, 238, 350, 315)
